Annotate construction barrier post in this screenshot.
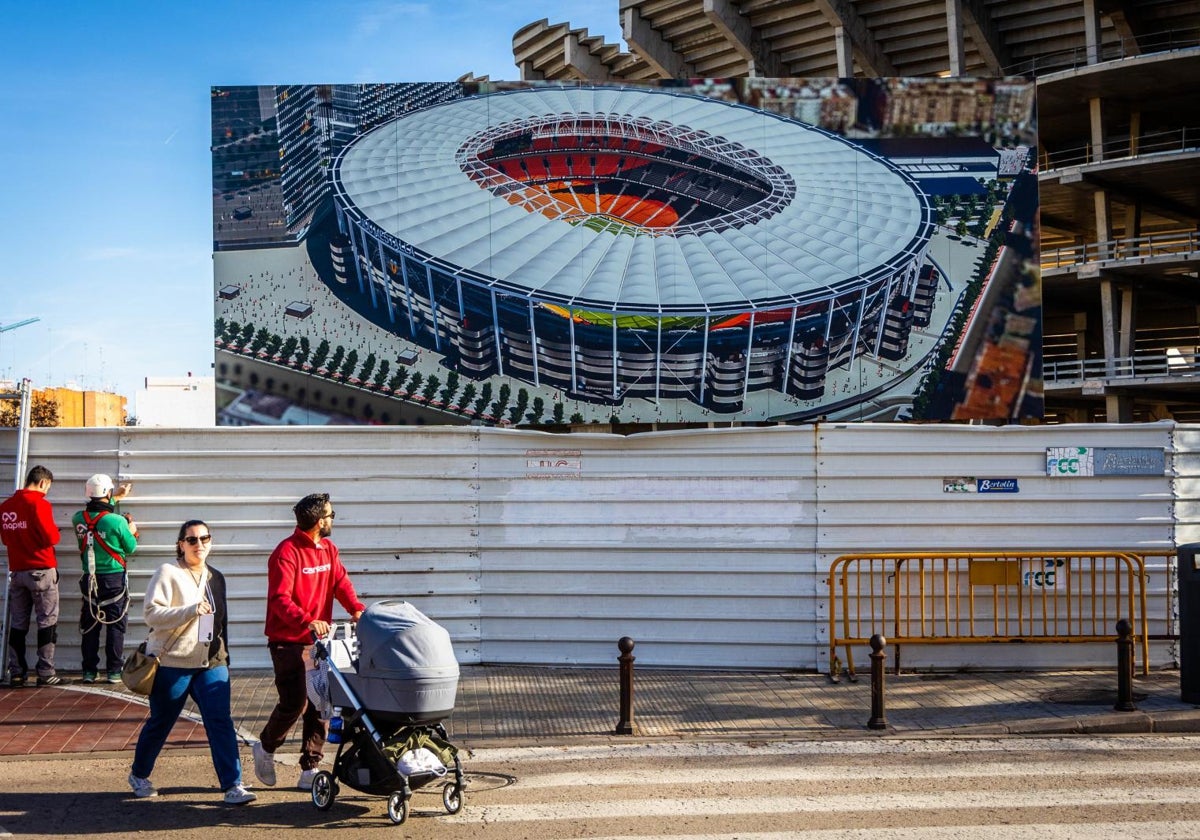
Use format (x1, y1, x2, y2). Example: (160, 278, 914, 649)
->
(1115, 619, 1137, 712)
(867, 634, 888, 730)
(614, 636, 636, 735)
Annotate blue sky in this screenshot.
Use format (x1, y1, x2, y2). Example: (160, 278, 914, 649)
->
(0, 1, 623, 405)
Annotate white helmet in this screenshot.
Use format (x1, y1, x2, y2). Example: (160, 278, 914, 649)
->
(85, 473, 115, 499)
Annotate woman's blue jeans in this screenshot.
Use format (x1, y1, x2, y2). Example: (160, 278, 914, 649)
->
(131, 664, 242, 791)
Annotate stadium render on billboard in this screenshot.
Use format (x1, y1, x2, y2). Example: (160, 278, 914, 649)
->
(212, 79, 1038, 427)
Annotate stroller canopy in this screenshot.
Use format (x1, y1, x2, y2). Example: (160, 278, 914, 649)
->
(356, 600, 459, 680)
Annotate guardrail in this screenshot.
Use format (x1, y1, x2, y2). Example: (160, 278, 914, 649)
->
(1007, 28, 1200, 77)
(1043, 351, 1200, 383)
(1040, 126, 1200, 170)
(827, 551, 1148, 680)
(1041, 230, 1200, 271)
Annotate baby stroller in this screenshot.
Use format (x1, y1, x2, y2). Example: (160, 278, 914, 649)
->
(307, 599, 465, 825)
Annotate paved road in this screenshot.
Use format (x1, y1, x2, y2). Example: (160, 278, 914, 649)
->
(2, 735, 1199, 838)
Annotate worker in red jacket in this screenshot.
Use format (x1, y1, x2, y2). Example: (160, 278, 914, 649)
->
(252, 492, 364, 791)
(1, 465, 61, 686)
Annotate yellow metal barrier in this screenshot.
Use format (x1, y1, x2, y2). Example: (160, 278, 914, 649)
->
(827, 552, 1148, 679)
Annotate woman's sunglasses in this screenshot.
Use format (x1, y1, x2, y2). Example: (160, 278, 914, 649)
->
(183, 535, 212, 546)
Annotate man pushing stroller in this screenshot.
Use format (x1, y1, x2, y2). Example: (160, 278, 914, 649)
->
(253, 493, 364, 790)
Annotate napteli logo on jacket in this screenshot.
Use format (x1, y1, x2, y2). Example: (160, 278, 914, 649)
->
(2, 511, 27, 529)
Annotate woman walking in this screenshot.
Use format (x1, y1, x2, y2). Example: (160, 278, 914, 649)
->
(127, 520, 255, 805)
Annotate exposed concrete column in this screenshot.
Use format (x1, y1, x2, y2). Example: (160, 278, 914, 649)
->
(834, 26, 853, 76)
(1124, 202, 1142, 255)
(1128, 109, 1141, 156)
(1099, 277, 1118, 375)
(1118, 285, 1135, 358)
(1094, 190, 1112, 258)
(1106, 392, 1133, 423)
(1089, 97, 1105, 163)
(945, 0, 966, 76)
(1074, 312, 1087, 359)
(1082, 0, 1102, 65)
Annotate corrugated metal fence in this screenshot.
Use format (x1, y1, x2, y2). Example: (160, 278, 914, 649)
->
(0, 421, 1183, 671)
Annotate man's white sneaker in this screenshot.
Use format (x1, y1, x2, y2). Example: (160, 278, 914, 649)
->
(251, 741, 277, 787)
(223, 784, 257, 805)
(127, 773, 158, 798)
(297, 768, 318, 790)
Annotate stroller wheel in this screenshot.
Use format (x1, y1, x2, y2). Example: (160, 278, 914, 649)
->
(311, 771, 336, 811)
(442, 781, 464, 814)
(386, 791, 409, 824)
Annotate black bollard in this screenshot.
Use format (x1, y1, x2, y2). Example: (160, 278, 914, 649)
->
(1115, 619, 1137, 712)
(614, 636, 635, 735)
(867, 634, 888, 730)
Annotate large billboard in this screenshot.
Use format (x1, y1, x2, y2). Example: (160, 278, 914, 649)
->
(212, 79, 1038, 427)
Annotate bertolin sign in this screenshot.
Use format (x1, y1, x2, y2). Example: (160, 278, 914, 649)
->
(1046, 446, 1164, 477)
(942, 478, 1020, 493)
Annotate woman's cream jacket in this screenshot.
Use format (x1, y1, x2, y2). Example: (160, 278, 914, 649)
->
(142, 561, 214, 669)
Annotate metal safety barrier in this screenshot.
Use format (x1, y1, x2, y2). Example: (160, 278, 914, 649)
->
(827, 552, 1148, 680)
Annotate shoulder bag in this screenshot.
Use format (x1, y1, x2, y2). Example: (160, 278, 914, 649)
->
(122, 621, 190, 696)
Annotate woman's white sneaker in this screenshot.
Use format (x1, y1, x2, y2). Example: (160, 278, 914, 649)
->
(127, 773, 157, 798)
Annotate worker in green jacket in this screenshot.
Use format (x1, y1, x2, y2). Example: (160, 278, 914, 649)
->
(72, 474, 138, 684)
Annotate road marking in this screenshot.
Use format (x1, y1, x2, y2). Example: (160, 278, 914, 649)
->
(447, 787, 1200, 822)
(578, 824, 1200, 840)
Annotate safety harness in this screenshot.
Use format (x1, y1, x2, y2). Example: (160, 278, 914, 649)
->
(81, 510, 129, 630)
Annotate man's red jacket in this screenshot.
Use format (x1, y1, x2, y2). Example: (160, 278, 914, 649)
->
(264, 528, 365, 643)
(0, 488, 60, 571)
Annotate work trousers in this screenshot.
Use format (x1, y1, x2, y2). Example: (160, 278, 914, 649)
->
(6, 568, 59, 678)
(78, 572, 128, 674)
(258, 641, 325, 770)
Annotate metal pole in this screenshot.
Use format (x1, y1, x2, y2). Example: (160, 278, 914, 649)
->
(1115, 618, 1137, 712)
(867, 634, 888, 730)
(614, 636, 635, 735)
(1, 378, 32, 687)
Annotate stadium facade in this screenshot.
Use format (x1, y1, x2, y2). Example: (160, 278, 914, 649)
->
(330, 85, 935, 409)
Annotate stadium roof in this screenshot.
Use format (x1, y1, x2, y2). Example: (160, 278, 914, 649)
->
(333, 85, 932, 316)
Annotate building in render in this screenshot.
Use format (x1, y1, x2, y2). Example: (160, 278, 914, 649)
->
(330, 85, 935, 410)
(509, 0, 1200, 423)
(328, 83, 463, 152)
(211, 85, 328, 249)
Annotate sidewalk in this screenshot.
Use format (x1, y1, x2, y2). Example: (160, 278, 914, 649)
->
(2, 666, 1198, 757)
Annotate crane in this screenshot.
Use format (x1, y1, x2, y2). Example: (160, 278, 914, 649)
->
(0, 317, 41, 377)
(0, 318, 40, 333)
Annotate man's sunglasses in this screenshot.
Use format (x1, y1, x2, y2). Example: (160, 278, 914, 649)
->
(183, 535, 212, 546)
